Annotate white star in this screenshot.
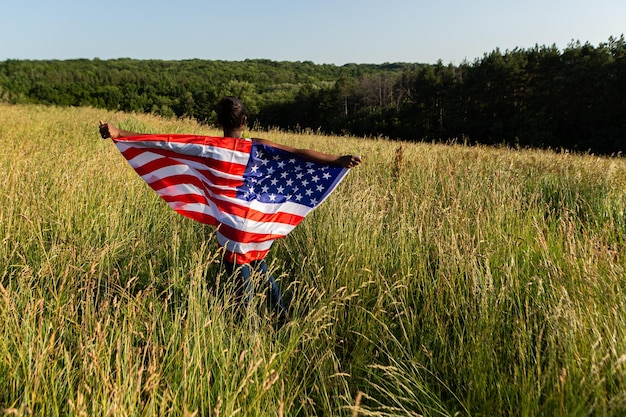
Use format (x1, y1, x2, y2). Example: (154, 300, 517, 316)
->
(307, 169, 315, 175)
(277, 161, 286, 168)
(261, 185, 269, 193)
(281, 172, 289, 179)
(316, 184, 325, 192)
(295, 194, 303, 201)
(286, 179, 293, 186)
(296, 173, 304, 180)
(267, 167, 275, 175)
(277, 185, 285, 194)
(311, 175, 320, 183)
(310, 198, 318, 205)
(302, 179, 309, 187)
(269, 194, 277, 202)
(305, 189, 313, 196)
(294, 165, 303, 172)
(271, 178, 278, 186)
(323, 172, 331, 180)
(261, 158, 269, 166)
(251, 165, 259, 173)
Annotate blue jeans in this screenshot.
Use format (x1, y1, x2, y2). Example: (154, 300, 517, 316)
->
(223, 259, 288, 319)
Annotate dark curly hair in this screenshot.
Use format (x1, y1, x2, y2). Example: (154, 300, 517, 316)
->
(216, 96, 247, 130)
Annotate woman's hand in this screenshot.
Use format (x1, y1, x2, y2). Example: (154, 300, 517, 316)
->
(99, 121, 141, 139)
(99, 120, 120, 139)
(337, 155, 362, 168)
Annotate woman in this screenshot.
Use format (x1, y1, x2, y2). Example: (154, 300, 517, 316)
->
(100, 96, 361, 327)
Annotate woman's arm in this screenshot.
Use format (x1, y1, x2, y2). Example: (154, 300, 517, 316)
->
(252, 137, 362, 169)
(99, 121, 141, 139)
(98, 123, 362, 169)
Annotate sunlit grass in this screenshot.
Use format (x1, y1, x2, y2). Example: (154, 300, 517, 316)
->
(1, 103, 626, 416)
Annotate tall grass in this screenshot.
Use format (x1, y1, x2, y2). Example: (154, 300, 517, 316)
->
(1, 103, 626, 416)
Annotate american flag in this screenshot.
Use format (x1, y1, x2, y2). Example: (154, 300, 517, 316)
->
(113, 134, 349, 264)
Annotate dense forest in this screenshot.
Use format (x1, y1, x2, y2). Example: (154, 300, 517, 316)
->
(1, 36, 625, 154)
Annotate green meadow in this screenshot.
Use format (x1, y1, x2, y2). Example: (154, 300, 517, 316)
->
(1, 103, 626, 416)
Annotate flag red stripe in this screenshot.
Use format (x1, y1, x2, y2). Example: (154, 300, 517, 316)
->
(175, 209, 219, 227)
(161, 193, 207, 205)
(214, 199, 304, 225)
(117, 134, 252, 152)
(223, 249, 270, 264)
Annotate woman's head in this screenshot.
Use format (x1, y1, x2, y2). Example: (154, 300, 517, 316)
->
(216, 96, 247, 130)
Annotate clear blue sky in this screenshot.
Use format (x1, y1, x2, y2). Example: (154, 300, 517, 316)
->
(1, 0, 624, 65)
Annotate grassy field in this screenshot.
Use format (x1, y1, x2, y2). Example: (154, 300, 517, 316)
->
(1, 103, 626, 416)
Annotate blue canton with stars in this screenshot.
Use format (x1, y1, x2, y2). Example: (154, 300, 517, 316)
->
(236, 143, 347, 208)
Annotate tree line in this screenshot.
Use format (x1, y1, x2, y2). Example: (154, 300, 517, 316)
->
(1, 36, 624, 154)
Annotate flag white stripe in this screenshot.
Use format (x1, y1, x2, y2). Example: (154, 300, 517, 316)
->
(156, 182, 207, 199)
(211, 193, 312, 217)
(177, 202, 298, 235)
(216, 232, 275, 254)
(117, 140, 251, 165)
